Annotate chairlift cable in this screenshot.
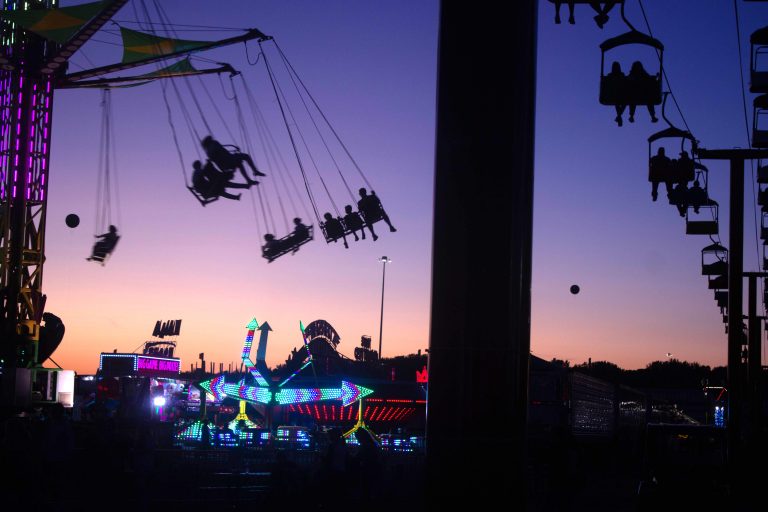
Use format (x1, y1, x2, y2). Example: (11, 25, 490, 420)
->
(274, 41, 375, 191)
(259, 40, 322, 223)
(276, 44, 356, 203)
(238, 75, 313, 222)
(619, 2, 639, 33)
(638, 1, 724, 239)
(637, 0, 692, 137)
(262, 44, 342, 217)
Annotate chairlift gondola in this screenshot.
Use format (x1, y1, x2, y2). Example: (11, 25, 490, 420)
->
(701, 243, 728, 291)
(750, 26, 768, 93)
(753, 95, 768, 147)
(701, 243, 728, 276)
(762, 212, 768, 241)
(599, 30, 663, 125)
(648, 125, 697, 202)
(714, 290, 728, 313)
(685, 200, 718, 235)
(763, 242, 768, 271)
(764, 278, 768, 311)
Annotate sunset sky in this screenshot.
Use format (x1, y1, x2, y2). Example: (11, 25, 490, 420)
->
(41, 1, 766, 374)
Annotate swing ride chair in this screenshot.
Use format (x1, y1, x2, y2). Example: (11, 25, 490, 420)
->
(187, 159, 243, 208)
(187, 185, 218, 206)
(599, 31, 663, 109)
(319, 207, 385, 245)
(262, 225, 314, 263)
(750, 26, 768, 94)
(753, 95, 768, 148)
(88, 236, 120, 266)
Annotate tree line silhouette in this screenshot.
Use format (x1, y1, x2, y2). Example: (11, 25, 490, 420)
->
(549, 358, 726, 389)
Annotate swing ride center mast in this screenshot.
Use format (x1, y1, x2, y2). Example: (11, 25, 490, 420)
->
(0, 0, 266, 405)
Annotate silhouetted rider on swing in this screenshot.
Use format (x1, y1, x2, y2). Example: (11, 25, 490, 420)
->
(323, 212, 349, 248)
(343, 205, 366, 242)
(191, 160, 256, 201)
(357, 188, 396, 241)
(288, 218, 311, 253)
(87, 224, 119, 262)
(201, 135, 266, 178)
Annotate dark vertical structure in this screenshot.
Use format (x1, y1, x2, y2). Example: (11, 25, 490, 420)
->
(746, 274, 762, 439)
(728, 156, 745, 454)
(1, 0, 58, 378)
(427, 0, 537, 505)
(698, 148, 768, 487)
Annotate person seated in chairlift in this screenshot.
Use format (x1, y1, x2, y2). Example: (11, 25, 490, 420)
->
(649, 147, 672, 201)
(605, 62, 627, 126)
(343, 205, 366, 241)
(669, 181, 689, 217)
(553, 2, 617, 27)
(323, 212, 348, 248)
(87, 224, 119, 261)
(191, 160, 257, 201)
(553, 1, 576, 24)
(675, 150, 695, 182)
(201, 135, 266, 179)
(357, 188, 397, 241)
(687, 180, 708, 214)
(627, 61, 659, 123)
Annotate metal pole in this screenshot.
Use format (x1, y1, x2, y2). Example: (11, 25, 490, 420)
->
(378, 256, 389, 359)
(727, 157, 744, 462)
(747, 275, 762, 467)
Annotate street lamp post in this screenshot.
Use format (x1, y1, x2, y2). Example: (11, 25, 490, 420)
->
(378, 256, 391, 360)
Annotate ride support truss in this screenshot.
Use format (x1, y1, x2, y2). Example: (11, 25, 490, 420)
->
(1, 0, 57, 364)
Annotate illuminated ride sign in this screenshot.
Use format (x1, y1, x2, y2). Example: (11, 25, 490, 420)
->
(99, 353, 181, 378)
(197, 318, 374, 407)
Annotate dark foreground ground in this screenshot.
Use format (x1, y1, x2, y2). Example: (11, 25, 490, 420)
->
(2, 416, 757, 511)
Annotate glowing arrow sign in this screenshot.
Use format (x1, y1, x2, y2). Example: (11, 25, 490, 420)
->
(199, 375, 272, 404)
(241, 318, 259, 365)
(274, 381, 373, 407)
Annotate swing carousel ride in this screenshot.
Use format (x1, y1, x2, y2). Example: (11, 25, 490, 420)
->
(0, 0, 398, 392)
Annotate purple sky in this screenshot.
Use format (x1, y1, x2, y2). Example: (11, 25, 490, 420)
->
(43, 1, 766, 374)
